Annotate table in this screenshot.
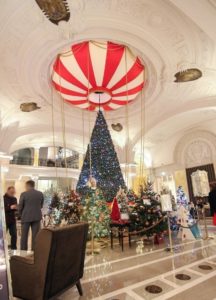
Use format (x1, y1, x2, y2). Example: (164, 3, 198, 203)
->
(110, 221, 131, 251)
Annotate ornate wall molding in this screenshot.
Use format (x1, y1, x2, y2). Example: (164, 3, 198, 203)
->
(174, 130, 216, 168)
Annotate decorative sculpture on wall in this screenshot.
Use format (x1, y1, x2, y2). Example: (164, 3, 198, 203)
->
(111, 123, 123, 132)
(20, 102, 41, 112)
(174, 68, 202, 82)
(35, 0, 70, 25)
(191, 170, 210, 197)
(184, 140, 212, 168)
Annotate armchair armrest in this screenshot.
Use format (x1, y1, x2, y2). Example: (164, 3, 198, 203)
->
(11, 254, 34, 265)
(10, 255, 40, 299)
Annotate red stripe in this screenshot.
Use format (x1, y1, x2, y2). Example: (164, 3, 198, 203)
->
(110, 58, 144, 91)
(111, 99, 132, 105)
(53, 57, 88, 91)
(52, 81, 87, 96)
(72, 42, 97, 87)
(102, 42, 125, 87)
(102, 105, 113, 111)
(65, 100, 87, 105)
(87, 104, 96, 111)
(112, 82, 144, 97)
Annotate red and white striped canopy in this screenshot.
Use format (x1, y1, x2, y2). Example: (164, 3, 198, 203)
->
(52, 41, 145, 111)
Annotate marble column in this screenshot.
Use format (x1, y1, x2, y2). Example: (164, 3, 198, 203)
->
(33, 147, 40, 167)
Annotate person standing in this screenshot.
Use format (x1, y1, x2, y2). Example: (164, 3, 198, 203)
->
(4, 186, 17, 250)
(19, 180, 44, 250)
(208, 182, 216, 225)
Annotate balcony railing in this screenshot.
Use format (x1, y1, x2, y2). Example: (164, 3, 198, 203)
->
(10, 158, 34, 166)
(10, 155, 79, 169)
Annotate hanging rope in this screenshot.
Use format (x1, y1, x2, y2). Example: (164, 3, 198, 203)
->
(58, 54, 70, 190)
(124, 47, 130, 187)
(141, 69, 146, 185)
(86, 48, 92, 177)
(50, 69, 58, 181)
(82, 110, 85, 154)
(139, 88, 144, 186)
(128, 216, 166, 236)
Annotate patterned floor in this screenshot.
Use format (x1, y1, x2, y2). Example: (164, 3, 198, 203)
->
(59, 227, 216, 300)
(12, 224, 216, 299)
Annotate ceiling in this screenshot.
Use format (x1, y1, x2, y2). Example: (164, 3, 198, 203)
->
(0, 0, 216, 168)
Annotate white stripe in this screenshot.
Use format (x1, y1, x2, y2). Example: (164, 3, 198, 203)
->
(127, 290, 143, 300)
(60, 55, 92, 89)
(112, 93, 139, 101)
(61, 94, 86, 101)
(78, 103, 89, 109)
(89, 41, 107, 86)
(185, 268, 205, 276)
(108, 103, 121, 109)
(112, 72, 144, 94)
(107, 47, 134, 89)
(95, 106, 104, 111)
(52, 72, 86, 93)
(160, 277, 179, 288)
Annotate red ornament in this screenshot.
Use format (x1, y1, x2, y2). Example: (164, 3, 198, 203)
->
(111, 197, 121, 221)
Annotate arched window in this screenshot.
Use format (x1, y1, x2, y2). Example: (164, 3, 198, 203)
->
(10, 148, 34, 166)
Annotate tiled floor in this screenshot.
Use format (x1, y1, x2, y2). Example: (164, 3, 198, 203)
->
(13, 224, 216, 299)
(58, 231, 216, 300)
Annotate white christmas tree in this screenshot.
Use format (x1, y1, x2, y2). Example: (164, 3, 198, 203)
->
(176, 186, 197, 240)
(176, 186, 188, 207)
(177, 205, 196, 240)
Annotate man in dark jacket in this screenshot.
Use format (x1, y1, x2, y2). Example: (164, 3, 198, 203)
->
(208, 182, 216, 217)
(4, 186, 17, 250)
(19, 180, 44, 250)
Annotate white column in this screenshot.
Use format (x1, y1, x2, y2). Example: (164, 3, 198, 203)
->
(47, 147, 56, 160)
(0, 153, 13, 299)
(33, 147, 40, 167)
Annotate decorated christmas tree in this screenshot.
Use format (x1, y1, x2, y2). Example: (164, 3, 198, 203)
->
(81, 186, 110, 239)
(130, 181, 167, 237)
(49, 192, 63, 225)
(176, 186, 188, 207)
(76, 111, 126, 201)
(48, 190, 81, 226)
(127, 189, 138, 204)
(62, 190, 81, 224)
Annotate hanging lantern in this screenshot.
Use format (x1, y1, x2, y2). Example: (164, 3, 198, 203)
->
(52, 41, 145, 111)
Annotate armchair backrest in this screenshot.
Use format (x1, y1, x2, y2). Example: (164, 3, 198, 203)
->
(43, 223, 88, 299)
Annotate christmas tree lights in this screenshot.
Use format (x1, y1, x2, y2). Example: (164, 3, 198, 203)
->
(77, 111, 126, 201)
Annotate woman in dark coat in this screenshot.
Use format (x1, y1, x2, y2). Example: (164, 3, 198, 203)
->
(208, 182, 216, 217)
